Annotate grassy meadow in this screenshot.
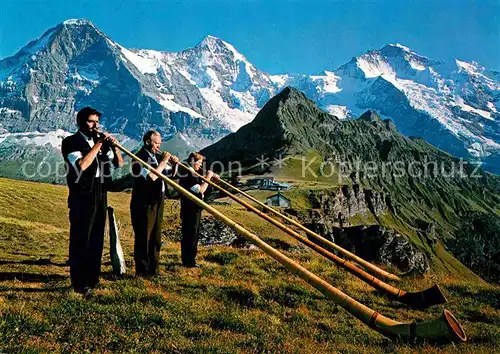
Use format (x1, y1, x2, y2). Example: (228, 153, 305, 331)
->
(0, 178, 499, 353)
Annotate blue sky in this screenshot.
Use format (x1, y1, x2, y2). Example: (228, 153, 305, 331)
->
(1, 0, 498, 74)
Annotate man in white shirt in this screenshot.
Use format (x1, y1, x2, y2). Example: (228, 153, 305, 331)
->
(130, 130, 179, 277)
(61, 106, 124, 297)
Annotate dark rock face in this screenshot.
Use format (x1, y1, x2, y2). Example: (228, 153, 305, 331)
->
(292, 185, 389, 238)
(198, 217, 248, 247)
(163, 216, 248, 247)
(290, 185, 429, 273)
(331, 226, 430, 273)
(309, 186, 388, 222)
(0, 20, 229, 143)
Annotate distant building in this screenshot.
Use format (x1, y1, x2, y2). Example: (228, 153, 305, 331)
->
(247, 177, 275, 188)
(267, 181, 290, 191)
(247, 177, 290, 191)
(266, 193, 291, 208)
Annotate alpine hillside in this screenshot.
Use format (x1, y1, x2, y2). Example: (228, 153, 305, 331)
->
(201, 87, 500, 279)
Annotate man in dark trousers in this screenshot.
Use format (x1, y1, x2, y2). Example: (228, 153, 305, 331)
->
(61, 106, 124, 297)
(130, 130, 179, 277)
(179, 152, 218, 268)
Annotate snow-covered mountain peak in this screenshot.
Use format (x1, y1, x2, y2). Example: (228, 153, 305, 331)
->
(379, 43, 424, 57)
(380, 43, 412, 56)
(63, 18, 96, 27)
(191, 35, 248, 65)
(199, 35, 223, 47)
(1, 22, 499, 174)
(347, 44, 441, 79)
(380, 43, 427, 59)
(454, 59, 500, 91)
(56, 18, 106, 41)
(355, 52, 395, 78)
(392, 43, 412, 52)
(455, 59, 483, 75)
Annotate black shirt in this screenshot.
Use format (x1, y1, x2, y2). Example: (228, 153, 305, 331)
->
(179, 169, 204, 219)
(131, 147, 174, 205)
(61, 132, 113, 207)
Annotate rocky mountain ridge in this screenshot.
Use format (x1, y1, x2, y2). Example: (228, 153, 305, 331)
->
(1, 18, 499, 178)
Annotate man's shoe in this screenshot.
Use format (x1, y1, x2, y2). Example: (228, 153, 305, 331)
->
(183, 263, 201, 268)
(82, 287, 93, 299)
(151, 274, 167, 280)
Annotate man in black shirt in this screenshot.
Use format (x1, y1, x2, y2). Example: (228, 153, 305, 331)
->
(179, 152, 218, 267)
(130, 130, 179, 277)
(61, 106, 124, 296)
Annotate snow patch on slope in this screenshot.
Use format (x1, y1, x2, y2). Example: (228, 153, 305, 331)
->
(119, 45, 159, 74)
(455, 96, 493, 120)
(158, 94, 204, 118)
(325, 105, 350, 119)
(311, 71, 342, 94)
(392, 43, 412, 52)
(0, 130, 71, 147)
(199, 88, 254, 130)
(269, 74, 291, 87)
(357, 54, 395, 78)
(0, 107, 21, 115)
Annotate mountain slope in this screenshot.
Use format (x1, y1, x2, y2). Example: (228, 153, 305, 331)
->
(275, 45, 500, 172)
(201, 87, 500, 276)
(0, 19, 228, 142)
(0, 19, 499, 180)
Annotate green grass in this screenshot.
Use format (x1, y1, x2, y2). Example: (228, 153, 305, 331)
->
(270, 151, 344, 186)
(0, 178, 499, 353)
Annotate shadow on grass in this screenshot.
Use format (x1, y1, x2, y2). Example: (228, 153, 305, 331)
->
(0, 286, 69, 293)
(215, 285, 259, 308)
(204, 251, 239, 265)
(100, 271, 134, 281)
(446, 284, 500, 308)
(466, 333, 500, 345)
(0, 272, 67, 282)
(160, 260, 182, 272)
(261, 237, 294, 251)
(0, 258, 68, 267)
(463, 308, 500, 325)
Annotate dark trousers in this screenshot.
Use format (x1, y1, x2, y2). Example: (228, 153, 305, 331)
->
(68, 181, 107, 291)
(181, 208, 202, 266)
(131, 198, 164, 275)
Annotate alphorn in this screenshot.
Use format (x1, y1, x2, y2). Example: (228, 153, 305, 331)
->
(217, 176, 402, 281)
(114, 143, 466, 343)
(170, 158, 446, 309)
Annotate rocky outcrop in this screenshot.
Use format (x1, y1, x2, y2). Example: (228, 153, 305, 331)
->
(291, 185, 390, 236)
(163, 216, 249, 247)
(331, 226, 430, 273)
(198, 217, 248, 247)
(289, 185, 429, 273)
(309, 185, 390, 220)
